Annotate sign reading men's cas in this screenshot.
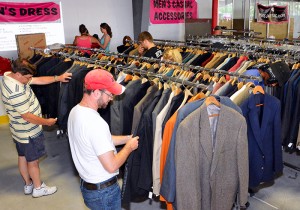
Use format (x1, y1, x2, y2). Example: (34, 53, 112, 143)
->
(256, 3, 288, 23)
(150, 0, 198, 24)
(0, 2, 60, 22)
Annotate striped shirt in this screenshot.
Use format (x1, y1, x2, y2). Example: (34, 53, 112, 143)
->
(0, 72, 42, 143)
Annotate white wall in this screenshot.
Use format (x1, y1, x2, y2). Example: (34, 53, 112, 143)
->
(0, 0, 214, 59)
(0, 0, 134, 59)
(197, 0, 212, 19)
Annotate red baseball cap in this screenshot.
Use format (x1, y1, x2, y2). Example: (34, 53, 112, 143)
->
(84, 69, 125, 95)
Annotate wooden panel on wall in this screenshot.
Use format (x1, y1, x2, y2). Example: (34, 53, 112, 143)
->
(289, 18, 294, 40)
(250, 21, 267, 38)
(269, 22, 288, 40)
(219, 20, 232, 29)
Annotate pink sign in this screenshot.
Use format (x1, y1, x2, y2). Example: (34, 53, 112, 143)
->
(150, 0, 198, 24)
(256, 3, 288, 24)
(0, 2, 60, 22)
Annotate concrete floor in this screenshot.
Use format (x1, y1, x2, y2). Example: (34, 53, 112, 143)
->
(1, 124, 300, 210)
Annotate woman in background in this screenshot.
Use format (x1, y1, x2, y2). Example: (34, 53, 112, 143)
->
(117, 35, 132, 53)
(73, 24, 100, 57)
(99, 23, 112, 52)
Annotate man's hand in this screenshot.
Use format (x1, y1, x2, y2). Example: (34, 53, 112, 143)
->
(58, 72, 72, 83)
(138, 45, 145, 56)
(126, 136, 139, 152)
(45, 118, 57, 126)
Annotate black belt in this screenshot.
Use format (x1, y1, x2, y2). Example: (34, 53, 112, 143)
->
(82, 177, 117, 190)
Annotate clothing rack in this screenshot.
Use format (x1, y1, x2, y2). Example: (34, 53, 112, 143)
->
(130, 38, 299, 62)
(28, 48, 207, 90)
(60, 45, 262, 82)
(187, 37, 300, 54)
(55, 51, 208, 90)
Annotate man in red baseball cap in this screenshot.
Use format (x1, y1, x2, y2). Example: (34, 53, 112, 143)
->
(83, 69, 126, 108)
(67, 69, 139, 210)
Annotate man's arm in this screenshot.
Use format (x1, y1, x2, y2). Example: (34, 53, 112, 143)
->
(21, 112, 57, 126)
(111, 135, 132, 146)
(30, 72, 72, 85)
(98, 136, 139, 173)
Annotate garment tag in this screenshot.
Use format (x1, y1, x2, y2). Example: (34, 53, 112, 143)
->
(148, 191, 153, 199)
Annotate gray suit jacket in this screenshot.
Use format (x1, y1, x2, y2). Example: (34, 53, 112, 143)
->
(175, 103, 248, 210)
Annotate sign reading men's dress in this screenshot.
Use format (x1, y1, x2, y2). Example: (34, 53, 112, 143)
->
(0, 2, 61, 23)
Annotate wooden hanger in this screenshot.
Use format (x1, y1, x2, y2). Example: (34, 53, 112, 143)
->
(164, 82, 170, 90)
(132, 74, 140, 81)
(158, 81, 163, 90)
(203, 73, 211, 82)
(237, 80, 244, 90)
(141, 77, 148, 84)
(125, 74, 133, 82)
(253, 85, 264, 94)
(231, 77, 238, 85)
(218, 76, 227, 84)
(205, 96, 220, 107)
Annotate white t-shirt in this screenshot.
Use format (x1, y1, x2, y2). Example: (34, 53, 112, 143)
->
(67, 104, 118, 183)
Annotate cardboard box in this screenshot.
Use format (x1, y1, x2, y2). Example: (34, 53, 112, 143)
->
(15, 33, 46, 59)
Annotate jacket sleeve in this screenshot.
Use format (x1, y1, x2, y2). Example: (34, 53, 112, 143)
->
(237, 118, 249, 206)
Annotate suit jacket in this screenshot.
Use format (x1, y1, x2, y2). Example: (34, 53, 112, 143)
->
(175, 103, 248, 210)
(160, 96, 243, 205)
(131, 85, 158, 134)
(241, 93, 283, 188)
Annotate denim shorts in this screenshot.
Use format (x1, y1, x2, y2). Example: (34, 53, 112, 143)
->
(14, 133, 46, 162)
(80, 180, 121, 210)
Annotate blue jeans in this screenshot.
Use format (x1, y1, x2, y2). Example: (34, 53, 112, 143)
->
(80, 181, 121, 210)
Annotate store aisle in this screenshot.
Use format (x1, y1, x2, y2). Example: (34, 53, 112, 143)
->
(0, 124, 300, 210)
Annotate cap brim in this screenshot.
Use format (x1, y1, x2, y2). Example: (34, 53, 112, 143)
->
(107, 82, 125, 95)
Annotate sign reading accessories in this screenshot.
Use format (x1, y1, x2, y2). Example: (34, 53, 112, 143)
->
(150, 0, 198, 24)
(0, 2, 60, 22)
(256, 3, 288, 23)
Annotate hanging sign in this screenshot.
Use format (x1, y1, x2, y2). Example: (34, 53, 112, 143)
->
(150, 0, 198, 24)
(0, 2, 60, 23)
(256, 3, 288, 23)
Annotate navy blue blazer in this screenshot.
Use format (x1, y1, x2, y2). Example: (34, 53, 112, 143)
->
(241, 93, 283, 188)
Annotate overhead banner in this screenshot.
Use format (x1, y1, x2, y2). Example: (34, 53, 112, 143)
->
(256, 3, 288, 23)
(0, 2, 60, 22)
(150, 0, 198, 24)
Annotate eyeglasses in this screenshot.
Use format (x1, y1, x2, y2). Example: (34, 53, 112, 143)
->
(100, 90, 113, 99)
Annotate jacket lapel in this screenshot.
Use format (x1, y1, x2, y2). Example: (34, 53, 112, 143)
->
(248, 95, 264, 152)
(260, 94, 271, 142)
(210, 105, 227, 177)
(199, 105, 213, 163)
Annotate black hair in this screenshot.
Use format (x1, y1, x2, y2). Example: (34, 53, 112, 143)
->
(123, 35, 132, 45)
(100, 23, 112, 38)
(79, 24, 88, 35)
(93, 34, 99, 39)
